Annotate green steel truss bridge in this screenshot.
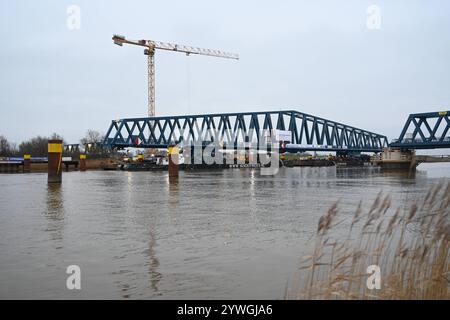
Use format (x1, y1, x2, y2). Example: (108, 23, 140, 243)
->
(103, 110, 389, 152)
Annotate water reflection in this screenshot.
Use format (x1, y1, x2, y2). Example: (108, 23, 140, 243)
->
(167, 173, 179, 210)
(335, 166, 421, 183)
(2, 167, 449, 299)
(45, 183, 65, 245)
(168, 175, 179, 194)
(145, 225, 161, 293)
(110, 172, 164, 298)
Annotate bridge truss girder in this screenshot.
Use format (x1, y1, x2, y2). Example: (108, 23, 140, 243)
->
(103, 110, 388, 152)
(390, 111, 450, 149)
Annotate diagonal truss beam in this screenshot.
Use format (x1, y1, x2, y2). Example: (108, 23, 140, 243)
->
(390, 111, 450, 149)
(103, 110, 388, 152)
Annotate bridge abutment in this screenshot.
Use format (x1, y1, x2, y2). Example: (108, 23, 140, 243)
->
(372, 147, 416, 170)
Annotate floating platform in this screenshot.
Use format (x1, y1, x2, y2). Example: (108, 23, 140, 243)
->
(284, 159, 335, 167)
(118, 163, 263, 171)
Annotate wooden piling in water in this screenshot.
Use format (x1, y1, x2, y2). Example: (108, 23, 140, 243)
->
(48, 139, 62, 183)
(23, 154, 31, 173)
(168, 145, 179, 178)
(79, 154, 86, 171)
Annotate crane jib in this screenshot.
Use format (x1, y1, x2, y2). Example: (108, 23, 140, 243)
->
(112, 34, 239, 116)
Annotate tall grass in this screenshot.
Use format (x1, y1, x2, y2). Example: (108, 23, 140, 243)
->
(290, 181, 450, 299)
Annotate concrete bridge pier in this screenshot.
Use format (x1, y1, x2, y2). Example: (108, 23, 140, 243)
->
(371, 148, 416, 170)
(372, 148, 450, 170)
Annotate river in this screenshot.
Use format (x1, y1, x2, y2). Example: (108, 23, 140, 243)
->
(1, 164, 449, 299)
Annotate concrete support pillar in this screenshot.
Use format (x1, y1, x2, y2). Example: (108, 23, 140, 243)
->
(79, 154, 86, 171)
(23, 154, 31, 173)
(48, 139, 62, 183)
(374, 147, 416, 171)
(168, 145, 179, 178)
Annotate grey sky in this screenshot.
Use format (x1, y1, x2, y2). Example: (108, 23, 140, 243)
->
(1, 0, 449, 145)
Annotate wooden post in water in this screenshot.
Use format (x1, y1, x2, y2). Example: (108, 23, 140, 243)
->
(23, 154, 31, 173)
(79, 154, 86, 171)
(168, 145, 179, 178)
(48, 140, 62, 183)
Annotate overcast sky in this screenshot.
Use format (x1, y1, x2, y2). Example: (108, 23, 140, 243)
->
(0, 0, 449, 145)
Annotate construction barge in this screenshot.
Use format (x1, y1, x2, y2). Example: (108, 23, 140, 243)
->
(0, 154, 373, 173)
(114, 157, 369, 171)
(118, 161, 262, 171)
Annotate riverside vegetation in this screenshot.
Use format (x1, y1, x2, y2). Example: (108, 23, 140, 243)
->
(291, 181, 450, 299)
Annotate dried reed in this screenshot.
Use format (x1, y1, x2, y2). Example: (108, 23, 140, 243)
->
(290, 181, 450, 300)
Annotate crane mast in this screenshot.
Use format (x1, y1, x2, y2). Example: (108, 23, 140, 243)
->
(112, 35, 239, 117)
(147, 52, 155, 117)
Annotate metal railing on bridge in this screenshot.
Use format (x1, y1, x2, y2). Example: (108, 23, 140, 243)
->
(102, 110, 388, 152)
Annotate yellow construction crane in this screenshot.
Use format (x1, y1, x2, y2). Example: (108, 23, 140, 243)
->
(112, 35, 239, 117)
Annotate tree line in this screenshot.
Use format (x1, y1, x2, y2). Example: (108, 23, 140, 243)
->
(0, 130, 106, 157)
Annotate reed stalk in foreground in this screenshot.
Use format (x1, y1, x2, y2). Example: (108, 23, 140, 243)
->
(290, 181, 450, 300)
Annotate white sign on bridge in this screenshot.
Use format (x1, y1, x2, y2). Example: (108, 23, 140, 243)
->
(274, 130, 292, 142)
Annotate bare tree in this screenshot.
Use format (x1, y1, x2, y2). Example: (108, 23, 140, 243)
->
(9, 142, 18, 156)
(0, 135, 11, 157)
(19, 136, 47, 157)
(80, 129, 109, 157)
(50, 132, 64, 143)
(80, 129, 103, 146)
(18, 133, 64, 157)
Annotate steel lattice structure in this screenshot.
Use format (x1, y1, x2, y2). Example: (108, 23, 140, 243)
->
(112, 35, 239, 117)
(390, 111, 450, 149)
(64, 144, 80, 154)
(103, 110, 388, 152)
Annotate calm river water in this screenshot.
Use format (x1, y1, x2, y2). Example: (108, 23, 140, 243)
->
(1, 164, 449, 299)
